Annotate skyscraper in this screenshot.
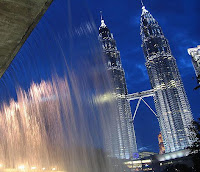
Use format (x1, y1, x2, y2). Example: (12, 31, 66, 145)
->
(99, 15, 137, 159)
(140, 4, 193, 153)
(188, 45, 200, 88)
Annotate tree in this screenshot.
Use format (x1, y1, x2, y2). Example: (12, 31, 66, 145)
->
(189, 118, 200, 171)
(163, 163, 191, 172)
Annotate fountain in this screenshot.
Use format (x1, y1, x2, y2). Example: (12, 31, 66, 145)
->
(0, 75, 116, 171)
(0, 0, 132, 171)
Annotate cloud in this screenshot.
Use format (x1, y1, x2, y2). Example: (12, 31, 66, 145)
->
(126, 63, 149, 84)
(178, 58, 193, 69)
(121, 47, 141, 58)
(136, 64, 148, 80)
(130, 15, 141, 27)
(166, 29, 198, 73)
(177, 42, 197, 71)
(138, 146, 152, 152)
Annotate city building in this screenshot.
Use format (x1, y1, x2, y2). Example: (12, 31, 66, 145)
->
(124, 149, 193, 172)
(140, 4, 193, 153)
(139, 151, 157, 159)
(158, 132, 165, 154)
(98, 14, 137, 159)
(188, 45, 200, 89)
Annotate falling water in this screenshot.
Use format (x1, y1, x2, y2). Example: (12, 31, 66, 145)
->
(0, 74, 121, 171)
(0, 0, 132, 171)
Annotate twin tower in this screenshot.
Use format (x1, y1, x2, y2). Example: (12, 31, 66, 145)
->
(98, 4, 193, 159)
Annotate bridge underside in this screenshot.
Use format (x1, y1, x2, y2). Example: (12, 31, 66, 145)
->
(0, 0, 54, 78)
(127, 89, 157, 121)
(127, 89, 154, 101)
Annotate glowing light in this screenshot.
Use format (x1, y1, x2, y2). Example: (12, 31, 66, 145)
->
(31, 166, 36, 170)
(178, 152, 183, 157)
(94, 93, 114, 104)
(171, 153, 177, 159)
(124, 161, 132, 165)
(132, 160, 142, 164)
(42, 168, 46, 170)
(142, 159, 151, 163)
(52, 168, 56, 171)
(0, 164, 3, 168)
(165, 155, 171, 160)
(18, 165, 25, 170)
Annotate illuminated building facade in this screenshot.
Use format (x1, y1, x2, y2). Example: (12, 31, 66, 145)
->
(99, 15, 137, 159)
(139, 151, 156, 159)
(140, 4, 193, 153)
(158, 132, 165, 154)
(188, 45, 200, 87)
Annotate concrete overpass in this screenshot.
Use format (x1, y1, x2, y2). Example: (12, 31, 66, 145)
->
(0, 0, 54, 78)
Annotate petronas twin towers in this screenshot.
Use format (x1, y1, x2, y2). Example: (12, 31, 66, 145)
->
(99, 3, 193, 159)
(140, 5, 193, 153)
(99, 16, 137, 159)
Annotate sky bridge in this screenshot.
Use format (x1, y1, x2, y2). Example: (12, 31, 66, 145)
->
(127, 89, 155, 101)
(127, 89, 157, 121)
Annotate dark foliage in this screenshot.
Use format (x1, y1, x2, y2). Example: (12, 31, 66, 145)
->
(163, 163, 191, 172)
(189, 118, 200, 172)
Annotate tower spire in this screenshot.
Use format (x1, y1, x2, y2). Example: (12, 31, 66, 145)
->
(141, 0, 148, 15)
(141, 0, 144, 7)
(100, 11, 103, 21)
(100, 11, 106, 28)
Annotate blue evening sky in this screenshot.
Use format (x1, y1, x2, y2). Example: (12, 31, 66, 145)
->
(0, 0, 199, 153)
